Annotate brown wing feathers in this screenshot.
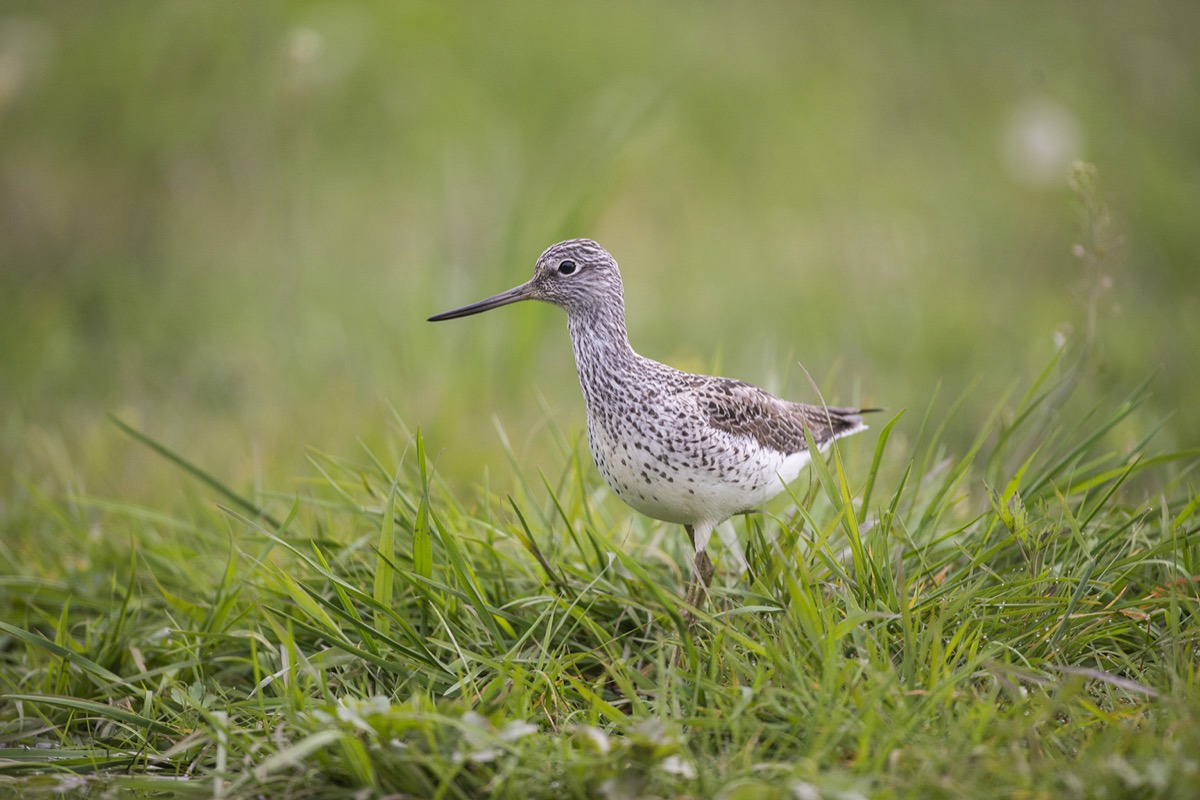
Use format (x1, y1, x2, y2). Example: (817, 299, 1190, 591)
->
(691, 377, 871, 456)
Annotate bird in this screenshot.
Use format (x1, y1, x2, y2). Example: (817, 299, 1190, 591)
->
(429, 239, 874, 618)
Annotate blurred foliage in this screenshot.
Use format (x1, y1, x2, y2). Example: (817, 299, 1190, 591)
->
(1, 0, 1198, 499)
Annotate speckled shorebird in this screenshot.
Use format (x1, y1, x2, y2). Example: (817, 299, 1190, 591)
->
(429, 239, 874, 615)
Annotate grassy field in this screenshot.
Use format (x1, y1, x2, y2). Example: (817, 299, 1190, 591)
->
(2, 2, 1199, 797)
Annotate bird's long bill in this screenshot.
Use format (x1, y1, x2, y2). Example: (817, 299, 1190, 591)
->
(427, 281, 537, 322)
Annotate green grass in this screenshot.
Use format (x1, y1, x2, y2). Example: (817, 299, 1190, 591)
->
(2, 343, 1197, 798)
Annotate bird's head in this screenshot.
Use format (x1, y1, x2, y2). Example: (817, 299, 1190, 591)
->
(428, 238, 624, 322)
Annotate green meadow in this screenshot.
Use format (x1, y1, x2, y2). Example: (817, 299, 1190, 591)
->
(2, 2, 1198, 797)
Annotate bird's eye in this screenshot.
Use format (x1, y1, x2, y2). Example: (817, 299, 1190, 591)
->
(558, 260, 577, 275)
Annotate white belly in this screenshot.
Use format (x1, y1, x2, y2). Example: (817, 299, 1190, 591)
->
(587, 420, 816, 527)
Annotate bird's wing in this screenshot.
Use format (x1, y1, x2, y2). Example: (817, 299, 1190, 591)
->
(682, 376, 866, 456)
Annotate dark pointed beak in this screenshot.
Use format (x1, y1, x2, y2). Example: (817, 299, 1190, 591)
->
(427, 281, 539, 322)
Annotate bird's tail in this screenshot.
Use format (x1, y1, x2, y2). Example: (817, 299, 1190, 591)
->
(826, 405, 882, 438)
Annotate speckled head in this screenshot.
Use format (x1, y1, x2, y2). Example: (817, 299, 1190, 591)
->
(427, 238, 624, 322)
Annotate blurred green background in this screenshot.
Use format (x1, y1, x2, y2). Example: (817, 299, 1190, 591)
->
(2, 1, 1197, 504)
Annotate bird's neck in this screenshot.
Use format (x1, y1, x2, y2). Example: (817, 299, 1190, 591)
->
(567, 304, 637, 402)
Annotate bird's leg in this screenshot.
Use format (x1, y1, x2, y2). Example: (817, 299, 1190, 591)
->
(685, 548, 714, 611)
(678, 525, 716, 667)
(682, 524, 716, 622)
